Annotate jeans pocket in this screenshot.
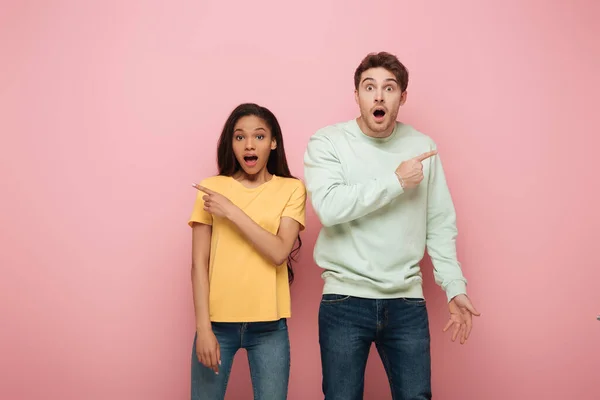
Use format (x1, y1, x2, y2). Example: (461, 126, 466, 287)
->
(400, 297, 426, 305)
(321, 294, 351, 303)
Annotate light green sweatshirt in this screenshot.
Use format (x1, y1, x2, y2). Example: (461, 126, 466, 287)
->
(303, 119, 467, 302)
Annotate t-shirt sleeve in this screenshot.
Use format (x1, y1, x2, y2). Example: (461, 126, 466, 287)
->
(281, 180, 307, 231)
(188, 180, 213, 227)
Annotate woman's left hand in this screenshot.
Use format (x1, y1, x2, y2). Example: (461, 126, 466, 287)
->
(193, 184, 238, 219)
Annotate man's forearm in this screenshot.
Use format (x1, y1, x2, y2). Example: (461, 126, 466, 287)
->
(427, 211, 468, 301)
(307, 174, 404, 227)
(304, 135, 404, 227)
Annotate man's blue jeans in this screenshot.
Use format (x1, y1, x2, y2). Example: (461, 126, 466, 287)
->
(319, 295, 432, 400)
(191, 318, 290, 400)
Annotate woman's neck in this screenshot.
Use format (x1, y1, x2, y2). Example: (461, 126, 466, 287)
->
(233, 169, 273, 188)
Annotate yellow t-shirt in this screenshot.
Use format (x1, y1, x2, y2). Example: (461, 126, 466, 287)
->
(188, 175, 307, 322)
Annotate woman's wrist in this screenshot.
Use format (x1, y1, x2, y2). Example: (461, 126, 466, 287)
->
(196, 321, 212, 333)
(225, 204, 243, 222)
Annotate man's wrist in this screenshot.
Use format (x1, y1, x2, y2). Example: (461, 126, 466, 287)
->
(395, 171, 405, 188)
(445, 280, 468, 303)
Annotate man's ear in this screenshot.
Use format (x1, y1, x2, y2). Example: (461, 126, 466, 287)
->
(400, 90, 408, 106)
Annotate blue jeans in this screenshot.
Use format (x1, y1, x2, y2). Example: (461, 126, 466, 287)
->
(319, 295, 432, 400)
(191, 318, 290, 400)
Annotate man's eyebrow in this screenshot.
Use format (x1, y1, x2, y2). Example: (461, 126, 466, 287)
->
(361, 77, 399, 84)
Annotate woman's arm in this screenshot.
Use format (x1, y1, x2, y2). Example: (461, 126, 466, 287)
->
(195, 184, 302, 266)
(191, 223, 212, 331)
(191, 222, 221, 373)
(229, 210, 300, 265)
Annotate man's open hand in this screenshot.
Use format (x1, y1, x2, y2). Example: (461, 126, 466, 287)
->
(443, 294, 481, 344)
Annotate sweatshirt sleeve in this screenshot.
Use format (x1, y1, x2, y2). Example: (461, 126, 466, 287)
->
(425, 149, 468, 302)
(303, 132, 405, 227)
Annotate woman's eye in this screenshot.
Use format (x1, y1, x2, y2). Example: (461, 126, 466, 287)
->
(256, 135, 264, 140)
(386, 86, 393, 91)
(235, 135, 243, 141)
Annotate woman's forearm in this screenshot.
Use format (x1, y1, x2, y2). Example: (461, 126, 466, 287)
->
(191, 264, 211, 331)
(228, 208, 293, 266)
(191, 223, 213, 331)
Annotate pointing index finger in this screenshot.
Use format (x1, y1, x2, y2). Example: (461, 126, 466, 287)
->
(414, 150, 438, 162)
(192, 184, 214, 194)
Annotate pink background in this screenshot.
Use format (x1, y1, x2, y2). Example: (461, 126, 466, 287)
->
(1, 1, 599, 399)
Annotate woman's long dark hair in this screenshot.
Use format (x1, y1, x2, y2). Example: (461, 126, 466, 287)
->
(216, 103, 302, 284)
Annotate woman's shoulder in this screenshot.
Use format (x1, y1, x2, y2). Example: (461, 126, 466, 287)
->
(273, 176, 306, 200)
(274, 176, 305, 190)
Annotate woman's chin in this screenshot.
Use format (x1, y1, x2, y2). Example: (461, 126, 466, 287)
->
(239, 163, 266, 176)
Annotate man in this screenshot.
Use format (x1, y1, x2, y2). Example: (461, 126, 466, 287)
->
(303, 51, 480, 400)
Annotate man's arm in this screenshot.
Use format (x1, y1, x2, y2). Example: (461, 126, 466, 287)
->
(303, 133, 404, 227)
(425, 150, 468, 302)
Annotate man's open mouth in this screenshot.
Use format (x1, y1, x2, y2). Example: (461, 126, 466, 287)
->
(373, 109, 386, 118)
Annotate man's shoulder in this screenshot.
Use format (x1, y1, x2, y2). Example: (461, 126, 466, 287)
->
(312, 119, 356, 142)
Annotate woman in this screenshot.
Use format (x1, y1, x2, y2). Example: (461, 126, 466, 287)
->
(188, 103, 306, 399)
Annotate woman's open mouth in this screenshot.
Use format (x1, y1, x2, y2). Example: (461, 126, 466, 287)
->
(243, 155, 258, 167)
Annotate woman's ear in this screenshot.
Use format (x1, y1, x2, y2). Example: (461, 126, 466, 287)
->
(271, 139, 277, 150)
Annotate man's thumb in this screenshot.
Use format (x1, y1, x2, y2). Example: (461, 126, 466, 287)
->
(467, 302, 481, 316)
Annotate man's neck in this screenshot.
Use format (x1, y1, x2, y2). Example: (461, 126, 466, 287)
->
(356, 117, 395, 139)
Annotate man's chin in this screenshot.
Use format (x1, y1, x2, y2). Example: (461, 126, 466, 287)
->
(368, 118, 394, 133)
